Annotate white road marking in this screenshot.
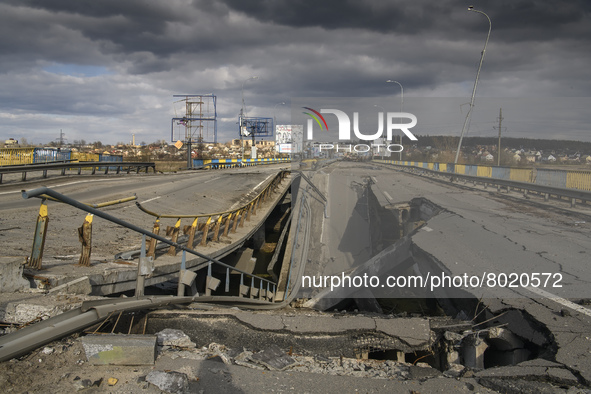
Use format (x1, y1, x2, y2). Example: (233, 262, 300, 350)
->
(0, 178, 129, 196)
(526, 286, 591, 318)
(229, 173, 275, 210)
(253, 174, 274, 191)
(140, 196, 161, 204)
(203, 176, 221, 184)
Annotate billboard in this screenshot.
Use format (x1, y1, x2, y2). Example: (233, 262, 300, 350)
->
(276, 125, 303, 153)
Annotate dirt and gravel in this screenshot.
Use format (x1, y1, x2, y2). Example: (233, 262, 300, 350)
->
(0, 327, 495, 394)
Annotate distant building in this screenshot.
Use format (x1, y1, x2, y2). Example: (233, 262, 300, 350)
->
(524, 154, 536, 163)
(513, 153, 522, 162)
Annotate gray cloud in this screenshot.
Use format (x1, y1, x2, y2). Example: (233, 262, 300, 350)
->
(0, 0, 589, 145)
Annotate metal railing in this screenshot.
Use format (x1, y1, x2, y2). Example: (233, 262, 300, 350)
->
(193, 157, 290, 170)
(376, 160, 591, 208)
(22, 185, 281, 303)
(135, 170, 290, 253)
(1, 161, 156, 183)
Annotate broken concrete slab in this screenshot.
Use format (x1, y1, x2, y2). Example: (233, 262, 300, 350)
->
(250, 344, 296, 370)
(2, 302, 63, 324)
(48, 276, 91, 295)
(0, 293, 104, 324)
(147, 309, 444, 358)
(408, 364, 443, 380)
(234, 311, 285, 330)
(443, 363, 465, 378)
(281, 315, 375, 333)
(156, 328, 196, 349)
(0, 257, 29, 293)
(145, 370, 189, 394)
(487, 326, 525, 351)
(517, 358, 565, 368)
(81, 334, 157, 365)
(229, 248, 257, 274)
(374, 318, 431, 348)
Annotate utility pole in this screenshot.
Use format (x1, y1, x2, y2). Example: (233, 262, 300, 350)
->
(57, 129, 66, 147)
(494, 108, 503, 166)
(186, 100, 193, 169)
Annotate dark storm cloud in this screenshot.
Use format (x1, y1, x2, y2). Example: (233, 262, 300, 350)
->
(219, 0, 591, 41)
(0, 0, 589, 144)
(219, 0, 450, 34)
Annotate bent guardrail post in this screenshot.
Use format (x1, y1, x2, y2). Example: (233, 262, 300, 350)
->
(185, 218, 198, 249)
(28, 200, 49, 270)
(177, 251, 197, 296)
(177, 251, 186, 296)
(136, 235, 146, 297)
(147, 219, 160, 258)
(166, 218, 182, 256)
(77, 214, 94, 267)
(135, 235, 154, 297)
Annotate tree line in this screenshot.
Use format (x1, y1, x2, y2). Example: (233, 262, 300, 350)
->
(413, 135, 591, 153)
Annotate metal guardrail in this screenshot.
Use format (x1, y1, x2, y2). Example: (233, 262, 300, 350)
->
(27, 195, 138, 268)
(373, 159, 591, 191)
(196, 158, 291, 170)
(0, 161, 156, 183)
(22, 186, 279, 302)
(135, 170, 290, 252)
(0, 295, 194, 363)
(377, 161, 591, 207)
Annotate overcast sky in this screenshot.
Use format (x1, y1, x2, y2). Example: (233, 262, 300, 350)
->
(0, 0, 590, 145)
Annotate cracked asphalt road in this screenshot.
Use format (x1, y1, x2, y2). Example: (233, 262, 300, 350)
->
(302, 161, 591, 385)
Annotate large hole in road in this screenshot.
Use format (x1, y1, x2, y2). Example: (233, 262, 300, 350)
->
(102, 177, 555, 372)
(294, 175, 555, 371)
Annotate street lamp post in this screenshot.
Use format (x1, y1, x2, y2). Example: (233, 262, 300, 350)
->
(374, 104, 385, 159)
(240, 76, 258, 161)
(273, 102, 285, 159)
(386, 80, 403, 161)
(454, 6, 491, 164)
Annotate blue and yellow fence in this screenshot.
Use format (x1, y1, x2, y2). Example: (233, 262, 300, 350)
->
(375, 159, 591, 192)
(1, 147, 71, 166)
(1, 148, 123, 167)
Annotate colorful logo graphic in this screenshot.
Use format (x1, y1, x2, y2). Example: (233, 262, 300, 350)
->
(302, 107, 328, 132)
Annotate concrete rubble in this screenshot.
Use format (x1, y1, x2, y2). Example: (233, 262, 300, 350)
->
(0, 293, 104, 327)
(156, 328, 197, 349)
(81, 334, 157, 365)
(153, 332, 441, 380)
(0, 257, 30, 293)
(145, 370, 189, 394)
(47, 276, 92, 295)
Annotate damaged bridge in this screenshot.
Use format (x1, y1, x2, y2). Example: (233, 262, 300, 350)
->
(2, 159, 591, 391)
(292, 160, 591, 387)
